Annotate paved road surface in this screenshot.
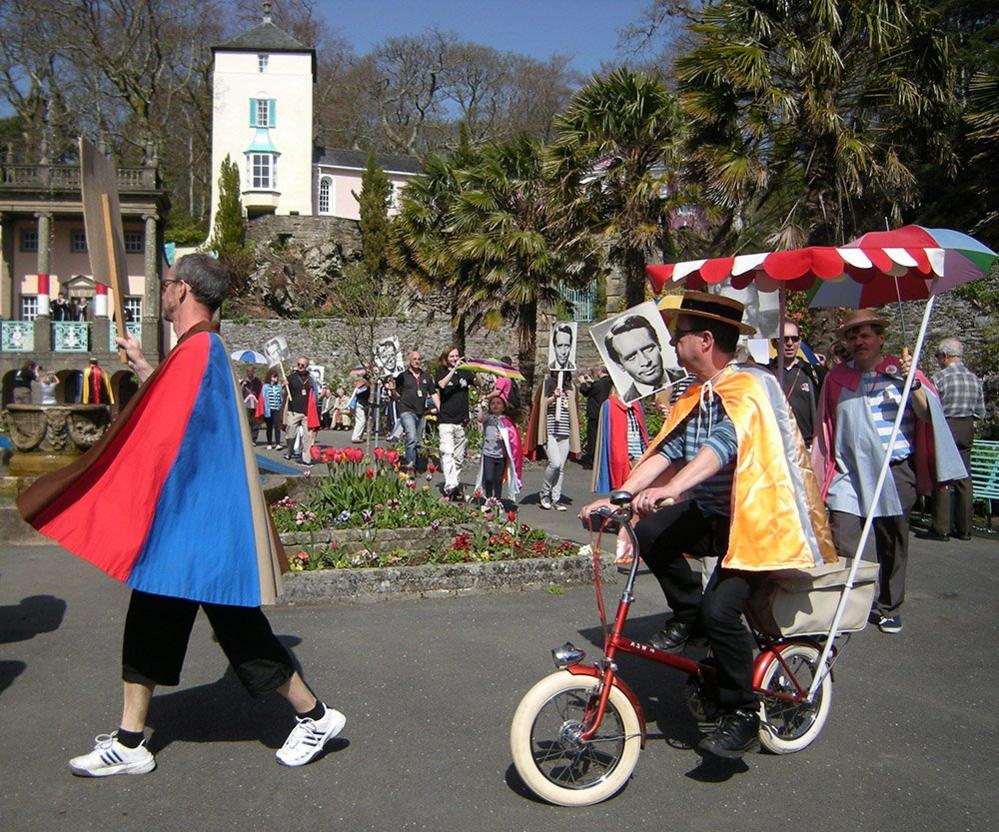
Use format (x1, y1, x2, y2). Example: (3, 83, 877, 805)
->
(2, 432, 997, 830)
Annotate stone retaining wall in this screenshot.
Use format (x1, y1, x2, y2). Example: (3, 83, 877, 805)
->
(278, 549, 616, 604)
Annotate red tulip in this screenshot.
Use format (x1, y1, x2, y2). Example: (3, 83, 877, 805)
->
(374, 447, 386, 460)
(507, 511, 517, 522)
(427, 462, 438, 474)
(309, 445, 321, 461)
(365, 467, 375, 479)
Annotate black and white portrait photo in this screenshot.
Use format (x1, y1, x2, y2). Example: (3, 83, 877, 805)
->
(547, 321, 578, 371)
(374, 336, 403, 377)
(589, 301, 678, 404)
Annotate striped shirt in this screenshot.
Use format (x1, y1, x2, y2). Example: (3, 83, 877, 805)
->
(862, 371, 914, 461)
(658, 393, 738, 517)
(546, 397, 571, 438)
(263, 383, 283, 411)
(626, 408, 643, 460)
(933, 362, 985, 419)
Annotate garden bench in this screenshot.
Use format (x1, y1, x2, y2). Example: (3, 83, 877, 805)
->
(970, 439, 999, 530)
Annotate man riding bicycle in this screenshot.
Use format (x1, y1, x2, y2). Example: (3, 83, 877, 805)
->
(581, 292, 836, 758)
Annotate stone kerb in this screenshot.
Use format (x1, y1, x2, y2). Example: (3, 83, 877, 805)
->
(279, 547, 617, 604)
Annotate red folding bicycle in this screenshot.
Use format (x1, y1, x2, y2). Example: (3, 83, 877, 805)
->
(509, 491, 862, 806)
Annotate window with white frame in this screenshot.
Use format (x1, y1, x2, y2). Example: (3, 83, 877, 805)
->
(124, 296, 142, 322)
(258, 53, 269, 72)
(20, 295, 38, 320)
(124, 231, 144, 254)
(249, 97, 275, 127)
(249, 153, 275, 189)
(20, 228, 38, 252)
(318, 176, 333, 214)
(389, 181, 401, 210)
(70, 230, 88, 253)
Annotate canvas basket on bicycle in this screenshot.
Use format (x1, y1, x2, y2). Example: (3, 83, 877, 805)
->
(747, 558, 879, 637)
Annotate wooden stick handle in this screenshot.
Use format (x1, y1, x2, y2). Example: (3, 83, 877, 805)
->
(100, 193, 128, 364)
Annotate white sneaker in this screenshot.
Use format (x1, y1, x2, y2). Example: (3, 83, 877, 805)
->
(539, 495, 552, 510)
(554, 502, 568, 512)
(276, 706, 346, 767)
(68, 732, 156, 777)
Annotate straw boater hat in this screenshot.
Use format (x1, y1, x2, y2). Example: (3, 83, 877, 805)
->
(659, 290, 755, 336)
(836, 309, 890, 338)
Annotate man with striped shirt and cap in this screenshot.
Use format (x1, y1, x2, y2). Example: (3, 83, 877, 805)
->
(813, 310, 965, 635)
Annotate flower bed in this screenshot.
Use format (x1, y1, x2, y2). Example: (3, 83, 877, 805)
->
(271, 445, 577, 571)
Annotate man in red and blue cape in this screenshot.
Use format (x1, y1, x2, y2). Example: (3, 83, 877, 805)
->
(581, 291, 837, 760)
(812, 309, 965, 635)
(591, 392, 649, 492)
(18, 254, 344, 777)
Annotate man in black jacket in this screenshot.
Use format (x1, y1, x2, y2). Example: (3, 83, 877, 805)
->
(578, 366, 613, 468)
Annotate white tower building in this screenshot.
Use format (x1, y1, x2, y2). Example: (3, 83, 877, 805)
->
(209, 5, 316, 225)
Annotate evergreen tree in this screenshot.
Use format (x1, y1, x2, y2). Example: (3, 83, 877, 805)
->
(354, 150, 392, 279)
(209, 154, 244, 255)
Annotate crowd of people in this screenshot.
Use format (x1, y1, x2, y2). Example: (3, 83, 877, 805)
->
(11, 250, 988, 779)
(10, 356, 117, 406)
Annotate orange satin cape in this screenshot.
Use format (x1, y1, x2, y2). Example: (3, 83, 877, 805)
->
(637, 366, 837, 571)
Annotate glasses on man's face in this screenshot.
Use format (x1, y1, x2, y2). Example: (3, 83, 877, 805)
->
(160, 278, 183, 292)
(296, 363, 307, 370)
(782, 335, 801, 343)
(670, 328, 704, 345)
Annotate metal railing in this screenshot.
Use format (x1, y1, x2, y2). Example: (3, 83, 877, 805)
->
(52, 321, 89, 352)
(0, 320, 34, 352)
(560, 283, 596, 322)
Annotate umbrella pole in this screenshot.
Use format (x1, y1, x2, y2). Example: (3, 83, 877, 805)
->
(808, 285, 938, 697)
(777, 286, 786, 385)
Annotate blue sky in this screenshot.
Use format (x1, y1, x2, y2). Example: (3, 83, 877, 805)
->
(314, 0, 652, 76)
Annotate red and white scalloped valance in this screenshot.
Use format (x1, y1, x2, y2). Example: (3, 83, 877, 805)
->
(646, 225, 997, 308)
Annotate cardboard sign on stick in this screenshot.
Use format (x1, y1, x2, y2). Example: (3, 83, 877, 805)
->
(79, 137, 129, 363)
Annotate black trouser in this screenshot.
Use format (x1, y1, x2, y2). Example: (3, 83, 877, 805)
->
(122, 590, 295, 698)
(830, 456, 915, 615)
(931, 417, 974, 537)
(583, 411, 599, 463)
(481, 454, 506, 499)
(636, 502, 760, 711)
(264, 413, 282, 445)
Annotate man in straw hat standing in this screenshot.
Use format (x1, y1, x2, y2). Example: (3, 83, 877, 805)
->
(582, 291, 837, 759)
(812, 310, 965, 635)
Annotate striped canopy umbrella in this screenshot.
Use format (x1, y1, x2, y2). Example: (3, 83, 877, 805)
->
(230, 349, 269, 364)
(645, 225, 996, 307)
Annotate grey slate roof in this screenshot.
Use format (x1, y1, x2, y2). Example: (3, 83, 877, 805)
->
(215, 21, 310, 52)
(314, 148, 424, 175)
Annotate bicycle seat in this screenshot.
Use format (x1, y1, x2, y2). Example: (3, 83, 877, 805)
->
(609, 490, 633, 506)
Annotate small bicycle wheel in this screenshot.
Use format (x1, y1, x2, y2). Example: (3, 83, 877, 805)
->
(510, 671, 642, 806)
(758, 642, 832, 754)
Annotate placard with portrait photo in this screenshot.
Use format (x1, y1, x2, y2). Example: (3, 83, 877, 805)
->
(373, 336, 403, 378)
(547, 321, 578, 372)
(589, 301, 679, 405)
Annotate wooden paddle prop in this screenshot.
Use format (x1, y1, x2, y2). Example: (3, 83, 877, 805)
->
(79, 137, 129, 364)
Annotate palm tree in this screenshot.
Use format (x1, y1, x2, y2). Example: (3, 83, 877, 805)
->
(675, 0, 957, 250)
(448, 134, 599, 387)
(388, 128, 481, 351)
(546, 68, 687, 309)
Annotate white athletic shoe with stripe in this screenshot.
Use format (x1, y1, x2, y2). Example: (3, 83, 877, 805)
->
(276, 706, 346, 767)
(69, 732, 156, 777)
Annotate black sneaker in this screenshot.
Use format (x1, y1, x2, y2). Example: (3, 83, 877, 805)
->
(915, 529, 949, 542)
(697, 709, 760, 759)
(953, 533, 973, 541)
(875, 614, 902, 634)
(648, 620, 693, 653)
